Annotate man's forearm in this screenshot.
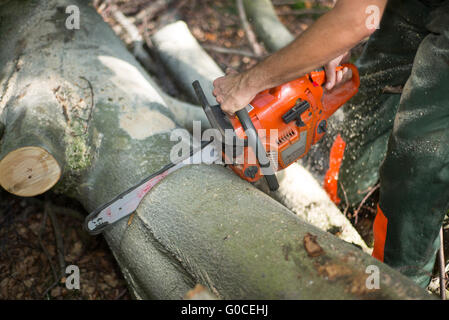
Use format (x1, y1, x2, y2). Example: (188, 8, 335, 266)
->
(243, 0, 387, 92)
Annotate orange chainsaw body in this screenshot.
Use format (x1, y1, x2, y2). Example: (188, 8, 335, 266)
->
(226, 63, 360, 183)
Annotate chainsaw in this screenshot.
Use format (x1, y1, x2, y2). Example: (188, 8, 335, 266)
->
(84, 64, 359, 234)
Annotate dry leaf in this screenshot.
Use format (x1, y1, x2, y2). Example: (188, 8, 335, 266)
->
(303, 233, 324, 257)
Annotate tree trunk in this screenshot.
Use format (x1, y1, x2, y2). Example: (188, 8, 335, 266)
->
(0, 0, 430, 299)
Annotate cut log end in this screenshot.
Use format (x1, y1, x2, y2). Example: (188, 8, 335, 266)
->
(0, 146, 61, 197)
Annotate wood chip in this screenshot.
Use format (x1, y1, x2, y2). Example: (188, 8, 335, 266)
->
(382, 85, 403, 94)
(303, 233, 324, 257)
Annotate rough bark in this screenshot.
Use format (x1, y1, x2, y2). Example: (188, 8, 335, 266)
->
(152, 21, 369, 252)
(0, 0, 430, 299)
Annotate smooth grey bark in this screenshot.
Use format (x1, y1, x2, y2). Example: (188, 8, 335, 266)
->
(0, 0, 431, 299)
(151, 21, 223, 104)
(243, 0, 294, 52)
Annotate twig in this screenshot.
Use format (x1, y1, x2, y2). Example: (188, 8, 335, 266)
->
(135, 0, 168, 23)
(80, 77, 94, 118)
(79, 76, 95, 135)
(112, 8, 158, 75)
(42, 277, 61, 298)
(37, 209, 59, 283)
(46, 200, 66, 278)
(236, 0, 264, 57)
(53, 86, 71, 124)
(141, 15, 180, 96)
(338, 181, 349, 217)
(382, 85, 403, 94)
(202, 44, 259, 58)
(173, 0, 189, 10)
(439, 227, 446, 300)
(26, 198, 85, 221)
(114, 288, 128, 300)
(353, 183, 379, 224)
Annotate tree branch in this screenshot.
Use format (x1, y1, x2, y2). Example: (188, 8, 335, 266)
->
(236, 0, 264, 57)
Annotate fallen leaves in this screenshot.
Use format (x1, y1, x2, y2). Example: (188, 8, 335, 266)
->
(184, 284, 217, 300)
(0, 190, 130, 300)
(303, 233, 324, 257)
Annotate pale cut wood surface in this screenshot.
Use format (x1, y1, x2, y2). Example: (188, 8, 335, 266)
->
(0, 146, 61, 197)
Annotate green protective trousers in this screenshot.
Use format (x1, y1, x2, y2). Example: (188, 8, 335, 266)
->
(338, 0, 449, 287)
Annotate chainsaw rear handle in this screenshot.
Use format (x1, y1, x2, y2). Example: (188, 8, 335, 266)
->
(235, 108, 279, 191)
(193, 80, 211, 109)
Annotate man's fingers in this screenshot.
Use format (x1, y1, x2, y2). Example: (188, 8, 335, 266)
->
(341, 67, 353, 83)
(225, 68, 238, 75)
(324, 64, 337, 90)
(336, 70, 343, 83)
(325, 75, 336, 90)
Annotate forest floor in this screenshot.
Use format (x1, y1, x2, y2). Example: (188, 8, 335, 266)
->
(1, 0, 447, 299)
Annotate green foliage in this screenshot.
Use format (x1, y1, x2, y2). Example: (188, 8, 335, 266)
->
(292, 1, 307, 10)
(291, 1, 329, 11)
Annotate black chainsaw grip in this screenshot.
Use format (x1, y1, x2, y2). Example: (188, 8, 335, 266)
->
(192, 80, 211, 109)
(235, 109, 279, 191)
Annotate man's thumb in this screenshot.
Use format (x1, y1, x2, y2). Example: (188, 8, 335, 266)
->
(325, 66, 336, 90)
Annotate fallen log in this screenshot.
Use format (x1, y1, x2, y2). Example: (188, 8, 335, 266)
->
(151, 21, 223, 104)
(0, 0, 430, 299)
(152, 21, 369, 252)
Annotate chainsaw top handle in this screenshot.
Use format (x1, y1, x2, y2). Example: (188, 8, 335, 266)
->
(234, 108, 279, 191)
(192, 80, 279, 191)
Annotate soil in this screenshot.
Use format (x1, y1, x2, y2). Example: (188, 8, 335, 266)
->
(0, 190, 129, 299)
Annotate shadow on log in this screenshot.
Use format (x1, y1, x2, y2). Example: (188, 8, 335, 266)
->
(0, 0, 430, 299)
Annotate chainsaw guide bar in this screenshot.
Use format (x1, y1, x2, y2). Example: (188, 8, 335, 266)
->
(84, 141, 219, 234)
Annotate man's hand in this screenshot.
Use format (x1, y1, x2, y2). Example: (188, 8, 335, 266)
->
(324, 52, 350, 91)
(212, 69, 257, 116)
